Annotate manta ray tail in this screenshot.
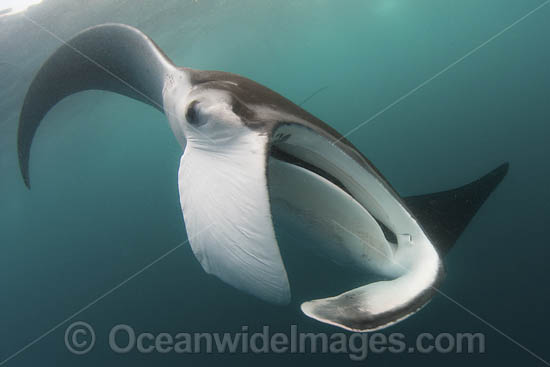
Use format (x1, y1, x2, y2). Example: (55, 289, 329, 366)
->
(18, 23, 174, 188)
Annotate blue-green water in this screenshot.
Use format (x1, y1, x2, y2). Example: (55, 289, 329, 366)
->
(1, 0, 549, 366)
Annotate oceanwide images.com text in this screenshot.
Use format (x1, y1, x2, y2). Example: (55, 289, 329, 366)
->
(65, 322, 485, 360)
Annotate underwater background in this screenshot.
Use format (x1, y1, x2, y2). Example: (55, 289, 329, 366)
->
(1, 0, 549, 365)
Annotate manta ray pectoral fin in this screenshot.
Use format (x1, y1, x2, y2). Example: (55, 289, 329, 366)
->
(18, 23, 175, 187)
(177, 130, 291, 305)
(405, 162, 509, 256)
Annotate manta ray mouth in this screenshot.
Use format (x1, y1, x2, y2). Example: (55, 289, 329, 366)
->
(269, 145, 399, 246)
(270, 146, 349, 194)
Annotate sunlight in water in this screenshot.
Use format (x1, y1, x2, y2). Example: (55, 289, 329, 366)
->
(0, 0, 43, 16)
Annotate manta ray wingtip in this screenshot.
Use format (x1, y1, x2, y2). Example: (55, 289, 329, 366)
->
(494, 161, 510, 178)
(17, 23, 174, 190)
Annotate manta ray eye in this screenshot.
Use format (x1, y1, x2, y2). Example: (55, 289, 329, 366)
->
(185, 100, 200, 125)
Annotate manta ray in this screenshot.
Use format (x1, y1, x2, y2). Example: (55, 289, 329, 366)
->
(18, 24, 508, 332)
